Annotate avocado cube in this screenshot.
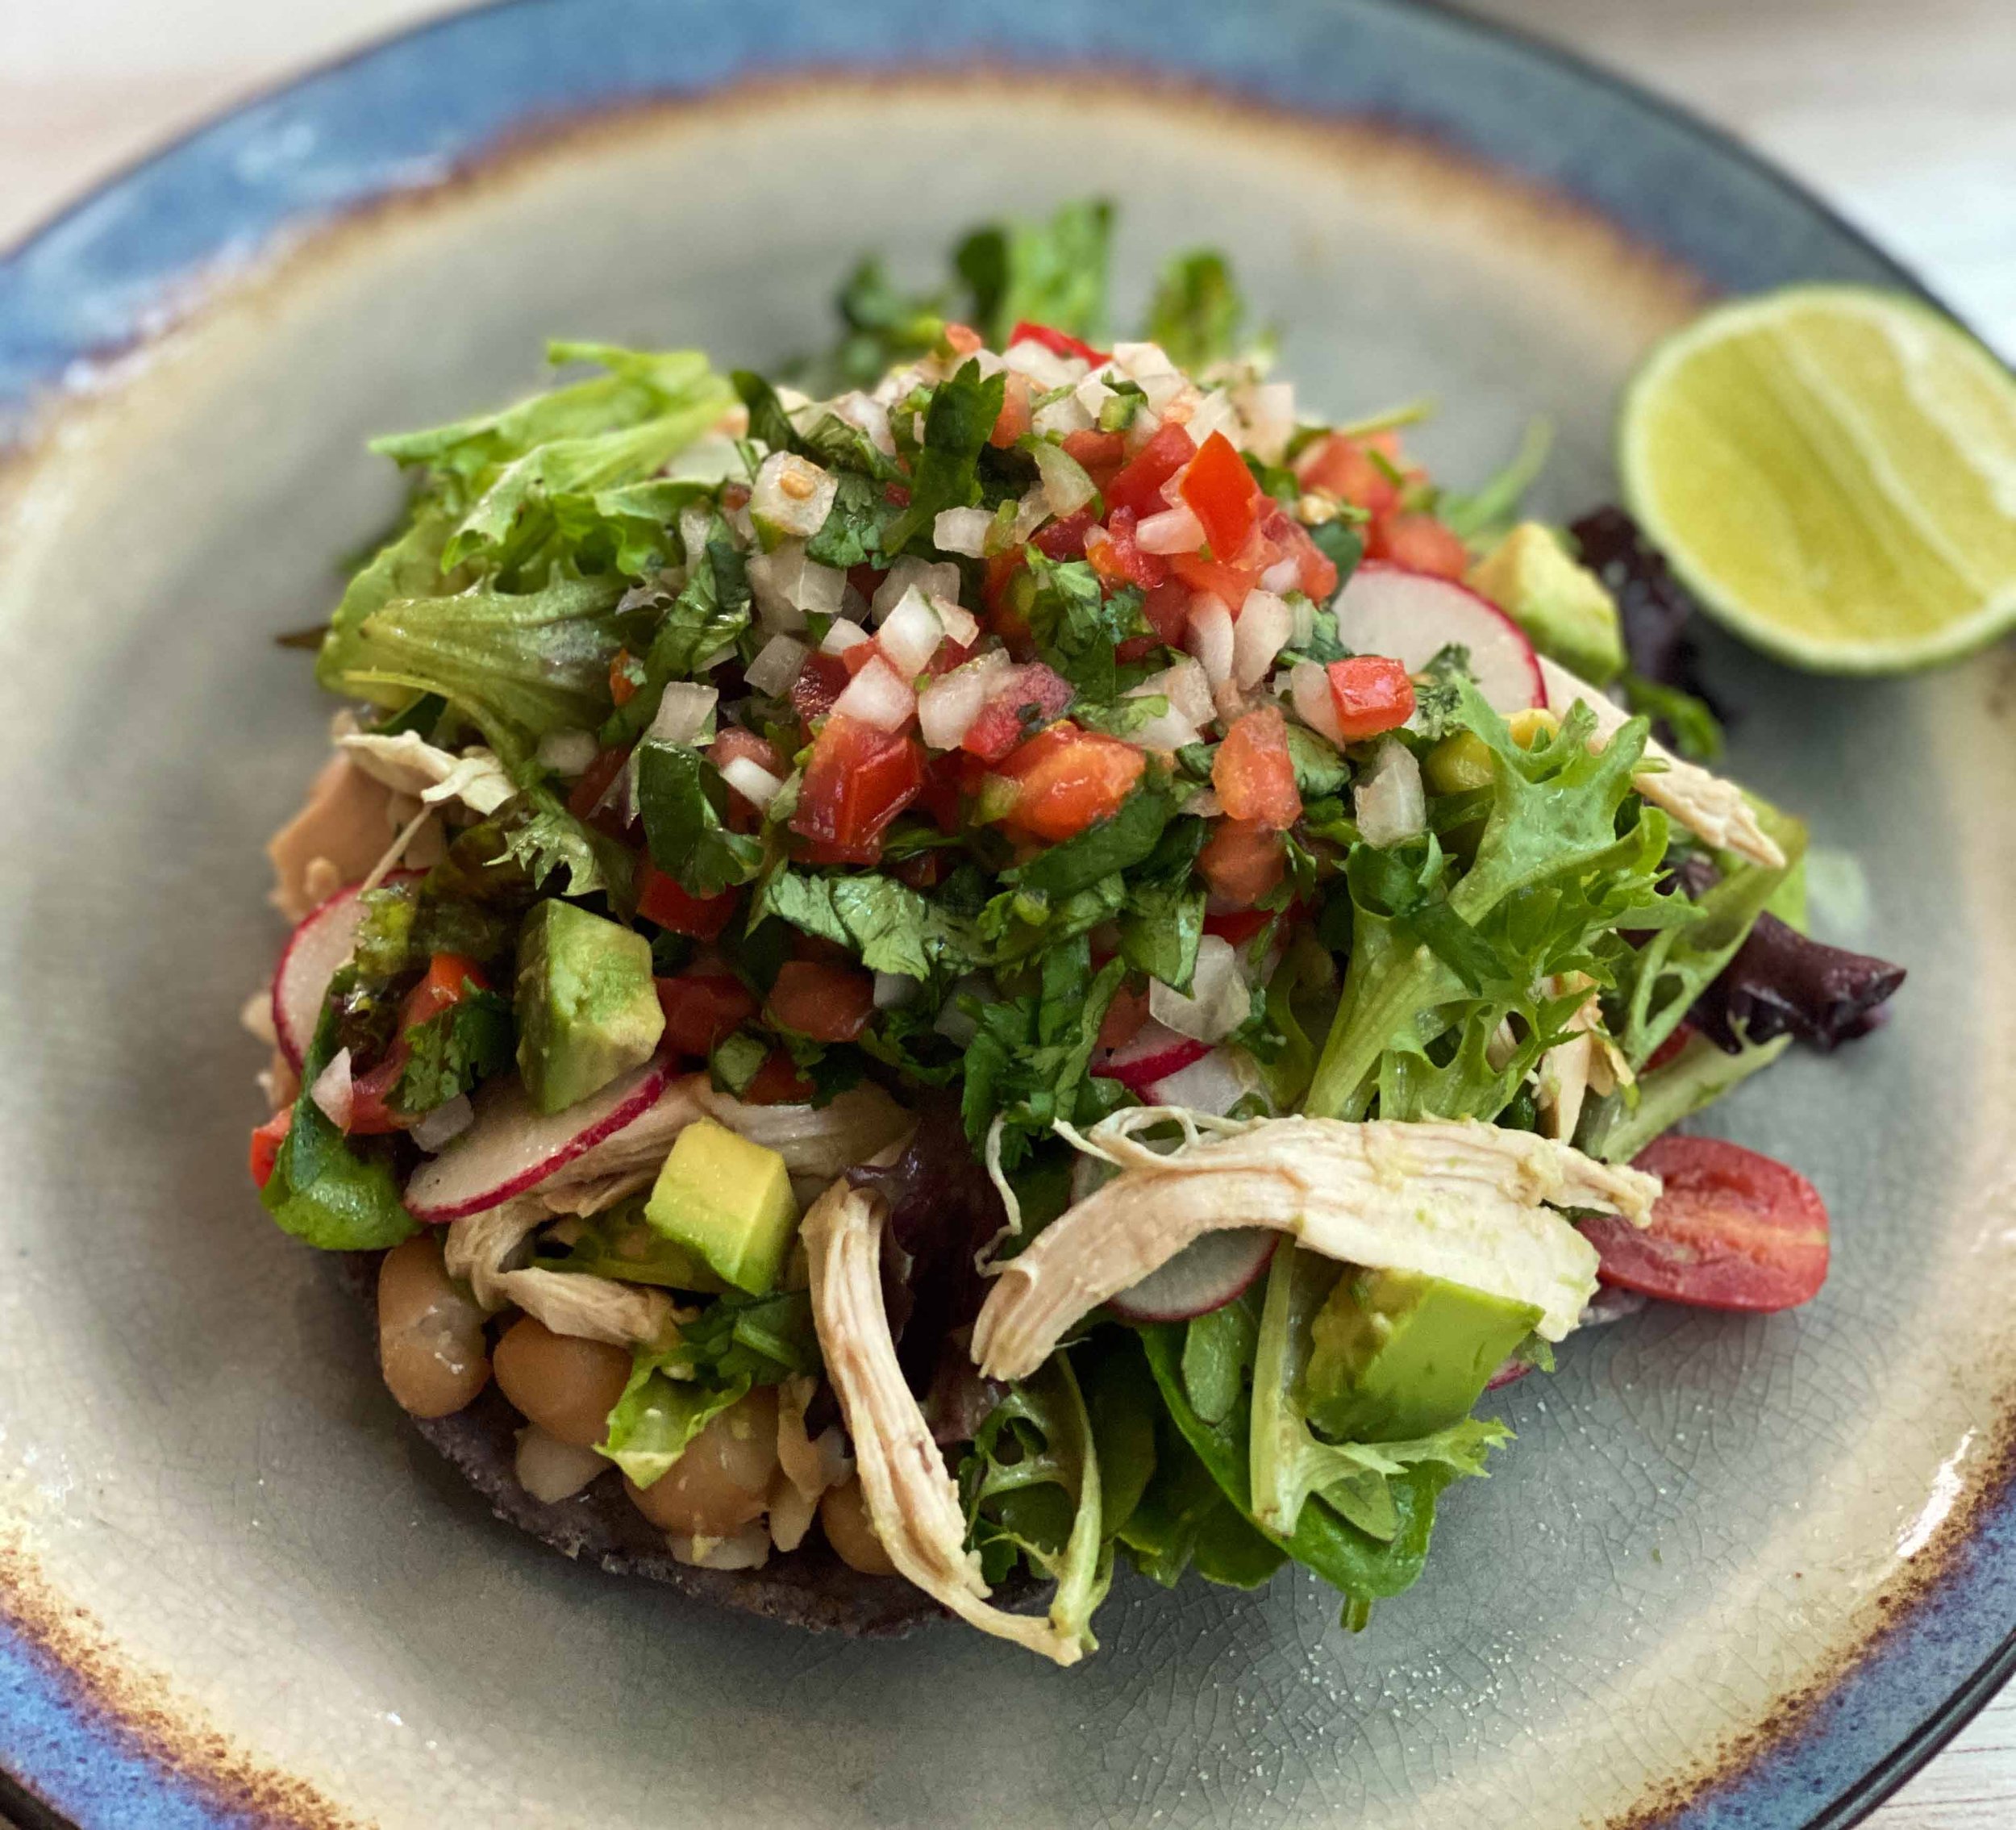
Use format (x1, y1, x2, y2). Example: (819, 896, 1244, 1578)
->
(1468, 522, 1627, 686)
(644, 1119, 799, 1295)
(1302, 1267, 1543, 1443)
(514, 899, 664, 1115)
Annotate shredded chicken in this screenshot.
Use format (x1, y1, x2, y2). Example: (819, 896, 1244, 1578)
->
(802, 1179, 1087, 1666)
(1539, 657, 1784, 869)
(489, 1266, 681, 1349)
(265, 753, 398, 920)
(768, 1374, 852, 1553)
(338, 731, 517, 818)
(1535, 974, 1628, 1144)
(972, 1113, 1660, 1382)
(696, 1082, 914, 1178)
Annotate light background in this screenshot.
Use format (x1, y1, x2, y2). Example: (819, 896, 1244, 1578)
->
(1, 2, 2010, 1825)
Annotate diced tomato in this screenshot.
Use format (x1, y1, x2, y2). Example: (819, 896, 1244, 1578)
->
(566, 745, 633, 834)
(1203, 906, 1277, 949)
(1009, 319, 1109, 364)
(846, 562, 886, 603)
(401, 953, 489, 1032)
(767, 959, 875, 1043)
(655, 973, 757, 1058)
(982, 552, 1034, 652)
(1061, 427, 1127, 477)
(994, 723, 1146, 842)
(1105, 423, 1198, 520)
(960, 663, 1077, 764)
(637, 862, 739, 940)
(1293, 431, 1403, 516)
(1180, 431, 1260, 561)
(789, 715, 923, 863)
(1213, 707, 1302, 829)
(840, 641, 881, 678)
(1580, 1135, 1830, 1312)
(344, 1057, 407, 1136)
(248, 1111, 291, 1190)
(1647, 1022, 1697, 1073)
(1198, 817, 1286, 908)
(1032, 506, 1097, 561)
(1086, 509, 1169, 592)
(1139, 579, 1193, 648)
(1259, 503, 1340, 602)
(1097, 984, 1151, 1053)
(918, 748, 967, 830)
(923, 637, 978, 682)
(1326, 656, 1417, 741)
(943, 321, 983, 356)
(789, 650, 853, 732)
(1368, 512, 1469, 580)
(742, 1051, 818, 1106)
(990, 372, 1033, 448)
(884, 481, 912, 507)
(608, 648, 640, 707)
(708, 726, 785, 828)
(1168, 550, 1257, 609)
(892, 850, 947, 890)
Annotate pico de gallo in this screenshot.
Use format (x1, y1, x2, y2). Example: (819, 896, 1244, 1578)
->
(248, 201, 1904, 1662)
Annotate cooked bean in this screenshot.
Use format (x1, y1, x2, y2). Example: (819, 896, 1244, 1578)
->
(492, 1316, 631, 1448)
(377, 1232, 490, 1419)
(625, 1386, 780, 1537)
(819, 1474, 897, 1577)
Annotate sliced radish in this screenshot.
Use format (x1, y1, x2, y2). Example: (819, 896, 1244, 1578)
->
(1107, 1228, 1277, 1323)
(1093, 1019, 1210, 1096)
(403, 1057, 673, 1223)
(1143, 1045, 1257, 1116)
(269, 870, 422, 1072)
(1333, 563, 1543, 715)
(1484, 1359, 1532, 1393)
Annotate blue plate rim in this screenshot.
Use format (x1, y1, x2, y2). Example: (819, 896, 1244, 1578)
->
(0, 2, 2009, 1827)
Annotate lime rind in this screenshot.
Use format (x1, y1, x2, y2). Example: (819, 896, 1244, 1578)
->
(1619, 284, 2016, 674)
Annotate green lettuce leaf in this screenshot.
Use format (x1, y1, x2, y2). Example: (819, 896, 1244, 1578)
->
(956, 198, 1114, 348)
(598, 1353, 749, 1489)
(315, 511, 459, 705)
(1581, 1027, 1793, 1164)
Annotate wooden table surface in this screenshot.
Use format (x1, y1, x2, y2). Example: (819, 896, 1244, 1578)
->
(1, 2, 2011, 1825)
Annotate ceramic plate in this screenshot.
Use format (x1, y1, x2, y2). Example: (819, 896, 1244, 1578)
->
(2, 3, 2013, 1826)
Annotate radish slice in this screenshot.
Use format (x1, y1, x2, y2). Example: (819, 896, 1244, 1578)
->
(403, 1058, 673, 1223)
(1333, 563, 1543, 714)
(1143, 1045, 1257, 1117)
(1093, 1019, 1210, 1096)
(269, 870, 422, 1072)
(1485, 1359, 1532, 1393)
(1106, 1228, 1277, 1324)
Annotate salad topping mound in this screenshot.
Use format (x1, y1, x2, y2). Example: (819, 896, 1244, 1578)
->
(246, 202, 1903, 1662)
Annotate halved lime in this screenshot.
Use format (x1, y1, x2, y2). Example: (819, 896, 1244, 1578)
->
(1619, 285, 2016, 673)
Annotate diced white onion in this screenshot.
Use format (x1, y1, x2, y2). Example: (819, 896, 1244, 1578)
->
(932, 506, 994, 557)
(1149, 936, 1250, 1044)
(410, 1091, 475, 1153)
(872, 557, 962, 623)
(1289, 593, 1315, 650)
(535, 728, 599, 777)
(832, 655, 916, 732)
(514, 1425, 610, 1503)
(678, 502, 714, 571)
(1233, 590, 1294, 690)
(873, 971, 921, 1011)
(1006, 487, 1052, 545)
(1032, 441, 1098, 518)
(877, 587, 946, 677)
(1137, 657, 1214, 727)
(750, 450, 839, 542)
(1135, 503, 1206, 554)
(648, 682, 719, 748)
(1110, 340, 1177, 381)
(932, 598, 981, 648)
(1002, 340, 1084, 390)
(1291, 661, 1345, 746)
(746, 544, 808, 632)
(826, 390, 896, 456)
(917, 650, 1010, 751)
(744, 634, 808, 698)
(720, 756, 784, 811)
(1185, 390, 1239, 449)
(793, 560, 845, 619)
(1186, 594, 1236, 690)
(1260, 556, 1301, 594)
(1355, 736, 1427, 848)
(1032, 393, 1095, 438)
(820, 618, 871, 654)
(1145, 1046, 1261, 1118)
(1235, 381, 1297, 465)
(310, 1047, 354, 1132)
(1073, 373, 1115, 419)
(1130, 707, 1202, 752)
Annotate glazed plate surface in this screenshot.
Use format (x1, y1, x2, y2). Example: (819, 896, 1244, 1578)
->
(2, 4, 2014, 1827)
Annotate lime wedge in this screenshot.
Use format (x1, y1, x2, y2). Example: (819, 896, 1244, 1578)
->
(1619, 286, 2016, 672)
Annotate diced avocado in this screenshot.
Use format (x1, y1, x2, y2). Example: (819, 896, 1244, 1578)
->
(514, 899, 664, 1115)
(1301, 1267, 1543, 1443)
(644, 1118, 799, 1295)
(1468, 522, 1627, 686)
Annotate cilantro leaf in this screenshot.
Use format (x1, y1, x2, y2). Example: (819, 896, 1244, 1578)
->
(1006, 787, 1173, 901)
(602, 514, 752, 747)
(753, 869, 978, 982)
(804, 468, 895, 569)
(956, 198, 1114, 347)
(1143, 249, 1246, 370)
(394, 986, 514, 1115)
(635, 740, 764, 899)
(881, 360, 1006, 554)
(1023, 552, 1144, 701)
(830, 259, 948, 391)
(492, 785, 635, 906)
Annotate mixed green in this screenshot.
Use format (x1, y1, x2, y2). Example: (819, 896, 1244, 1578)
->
(250, 202, 1904, 1661)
